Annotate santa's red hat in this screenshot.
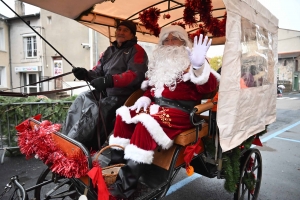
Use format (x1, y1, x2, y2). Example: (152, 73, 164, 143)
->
(158, 25, 192, 48)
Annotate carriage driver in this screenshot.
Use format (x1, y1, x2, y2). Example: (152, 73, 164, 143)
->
(108, 25, 220, 198)
(67, 20, 148, 150)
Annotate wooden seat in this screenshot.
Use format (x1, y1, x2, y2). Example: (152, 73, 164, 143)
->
(174, 123, 208, 146)
(152, 123, 209, 170)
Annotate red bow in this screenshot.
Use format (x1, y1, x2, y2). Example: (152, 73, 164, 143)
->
(87, 167, 110, 200)
(252, 135, 263, 147)
(184, 139, 203, 165)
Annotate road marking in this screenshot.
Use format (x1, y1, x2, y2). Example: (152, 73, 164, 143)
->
(277, 97, 299, 100)
(274, 136, 300, 143)
(261, 120, 300, 143)
(166, 120, 300, 196)
(166, 173, 202, 196)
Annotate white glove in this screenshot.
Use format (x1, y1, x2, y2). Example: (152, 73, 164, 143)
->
(129, 96, 151, 113)
(186, 34, 212, 69)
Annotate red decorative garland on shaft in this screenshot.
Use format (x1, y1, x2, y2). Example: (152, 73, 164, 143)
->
(16, 116, 88, 178)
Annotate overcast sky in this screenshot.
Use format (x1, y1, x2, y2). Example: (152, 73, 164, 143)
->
(1, 0, 300, 57)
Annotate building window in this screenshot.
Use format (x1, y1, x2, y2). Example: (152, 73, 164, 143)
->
(23, 36, 37, 58)
(0, 28, 4, 51)
(296, 60, 299, 72)
(47, 16, 52, 24)
(0, 66, 6, 87)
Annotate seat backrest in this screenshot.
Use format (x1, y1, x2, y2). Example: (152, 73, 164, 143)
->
(124, 89, 144, 107)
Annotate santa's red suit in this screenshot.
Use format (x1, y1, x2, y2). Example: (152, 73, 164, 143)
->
(109, 60, 220, 164)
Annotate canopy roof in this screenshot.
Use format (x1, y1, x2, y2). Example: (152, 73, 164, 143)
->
(22, 0, 226, 44)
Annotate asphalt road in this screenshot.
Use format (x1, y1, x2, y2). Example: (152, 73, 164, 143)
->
(0, 92, 300, 200)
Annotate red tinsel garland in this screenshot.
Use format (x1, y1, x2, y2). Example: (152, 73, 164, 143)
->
(17, 117, 88, 178)
(138, 0, 226, 40)
(139, 7, 161, 37)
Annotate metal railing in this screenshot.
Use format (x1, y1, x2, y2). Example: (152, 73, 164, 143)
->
(0, 101, 72, 163)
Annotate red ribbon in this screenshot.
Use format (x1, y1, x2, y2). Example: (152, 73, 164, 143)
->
(183, 139, 203, 165)
(87, 167, 110, 200)
(252, 136, 263, 147)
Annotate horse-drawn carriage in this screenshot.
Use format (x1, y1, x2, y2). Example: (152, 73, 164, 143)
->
(0, 0, 278, 199)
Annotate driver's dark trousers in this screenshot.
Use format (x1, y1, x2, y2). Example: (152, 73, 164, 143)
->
(109, 159, 146, 198)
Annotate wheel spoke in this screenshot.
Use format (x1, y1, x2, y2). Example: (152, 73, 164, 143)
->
(252, 164, 259, 172)
(240, 186, 248, 199)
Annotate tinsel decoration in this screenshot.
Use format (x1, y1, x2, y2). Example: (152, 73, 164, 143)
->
(242, 172, 256, 193)
(138, 0, 226, 39)
(183, 6, 197, 26)
(183, 0, 227, 40)
(16, 116, 88, 178)
(203, 127, 267, 193)
(139, 7, 161, 37)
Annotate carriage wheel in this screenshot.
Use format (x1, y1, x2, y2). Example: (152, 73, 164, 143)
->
(234, 148, 262, 200)
(34, 167, 79, 200)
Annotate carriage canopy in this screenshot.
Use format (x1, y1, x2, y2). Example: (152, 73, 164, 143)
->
(20, 0, 279, 151)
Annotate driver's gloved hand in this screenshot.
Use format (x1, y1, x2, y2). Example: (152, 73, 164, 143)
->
(72, 67, 88, 80)
(90, 75, 114, 91)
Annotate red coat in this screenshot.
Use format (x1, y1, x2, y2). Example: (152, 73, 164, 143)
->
(109, 70, 219, 164)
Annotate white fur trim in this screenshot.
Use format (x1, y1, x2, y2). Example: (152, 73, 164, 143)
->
(131, 113, 173, 149)
(149, 104, 160, 115)
(153, 87, 164, 98)
(124, 144, 154, 164)
(158, 25, 192, 48)
(116, 106, 132, 123)
(183, 72, 190, 82)
(137, 96, 151, 105)
(109, 135, 130, 149)
(116, 106, 173, 149)
(189, 60, 211, 85)
(141, 80, 149, 91)
(210, 68, 221, 82)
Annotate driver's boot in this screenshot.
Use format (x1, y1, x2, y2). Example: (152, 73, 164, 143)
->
(109, 159, 146, 198)
(109, 149, 125, 165)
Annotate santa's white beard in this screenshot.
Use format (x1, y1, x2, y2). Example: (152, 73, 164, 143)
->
(146, 45, 190, 91)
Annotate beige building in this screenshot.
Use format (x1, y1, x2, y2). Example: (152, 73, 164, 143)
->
(277, 28, 300, 92)
(0, 14, 10, 91)
(5, 1, 110, 96)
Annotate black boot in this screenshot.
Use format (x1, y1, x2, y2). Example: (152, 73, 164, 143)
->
(109, 159, 146, 198)
(109, 149, 125, 165)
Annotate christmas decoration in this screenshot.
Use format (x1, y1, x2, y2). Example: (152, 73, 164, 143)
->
(139, 7, 161, 37)
(138, 0, 226, 39)
(16, 115, 88, 178)
(183, 138, 203, 176)
(163, 13, 171, 19)
(87, 167, 110, 200)
(203, 126, 267, 193)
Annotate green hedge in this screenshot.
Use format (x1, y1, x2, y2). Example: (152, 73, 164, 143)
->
(0, 95, 77, 148)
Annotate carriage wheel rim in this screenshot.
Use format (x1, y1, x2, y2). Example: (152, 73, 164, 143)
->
(235, 148, 262, 200)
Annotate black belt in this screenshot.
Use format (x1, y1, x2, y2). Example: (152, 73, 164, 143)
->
(154, 97, 196, 113)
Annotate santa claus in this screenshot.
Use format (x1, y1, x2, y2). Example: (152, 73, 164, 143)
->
(108, 25, 220, 198)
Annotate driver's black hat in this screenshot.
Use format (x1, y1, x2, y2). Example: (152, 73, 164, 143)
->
(117, 20, 137, 35)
